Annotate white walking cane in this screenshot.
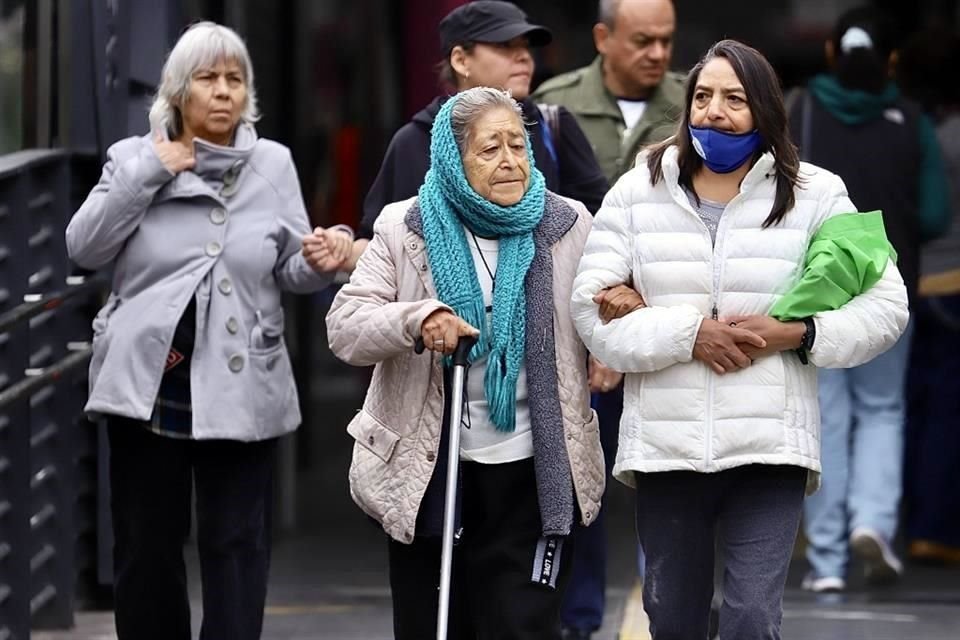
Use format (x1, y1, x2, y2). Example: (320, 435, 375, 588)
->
(415, 333, 477, 640)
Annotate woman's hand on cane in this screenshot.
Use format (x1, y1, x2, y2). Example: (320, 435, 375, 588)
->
(420, 310, 480, 355)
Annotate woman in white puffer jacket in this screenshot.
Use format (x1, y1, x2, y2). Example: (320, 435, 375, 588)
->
(571, 40, 909, 640)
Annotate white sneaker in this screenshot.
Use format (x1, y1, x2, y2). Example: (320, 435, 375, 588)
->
(801, 573, 846, 592)
(850, 526, 903, 584)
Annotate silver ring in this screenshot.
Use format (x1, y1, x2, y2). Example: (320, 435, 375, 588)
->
(433, 339, 444, 344)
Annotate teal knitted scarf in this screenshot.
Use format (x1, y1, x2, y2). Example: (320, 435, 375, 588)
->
(418, 94, 546, 432)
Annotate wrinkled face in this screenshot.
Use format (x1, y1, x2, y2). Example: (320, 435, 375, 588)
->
(597, 0, 675, 95)
(455, 37, 534, 100)
(690, 57, 754, 133)
(180, 58, 246, 144)
(463, 107, 530, 206)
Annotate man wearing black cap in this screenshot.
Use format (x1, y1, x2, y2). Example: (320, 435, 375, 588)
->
(348, 0, 607, 262)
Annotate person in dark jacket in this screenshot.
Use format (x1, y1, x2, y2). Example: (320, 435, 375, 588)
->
(899, 27, 960, 568)
(788, 6, 951, 593)
(343, 1, 608, 269)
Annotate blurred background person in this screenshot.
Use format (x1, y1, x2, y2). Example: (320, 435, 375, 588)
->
(533, 0, 684, 184)
(786, 6, 951, 592)
(327, 87, 604, 640)
(65, 22, 352, 640)
(899, 26, 960, 567)
(533, 1, 684, 637)
(344, 0, 609, 271)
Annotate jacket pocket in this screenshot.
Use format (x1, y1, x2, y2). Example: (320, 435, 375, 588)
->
(248, 344, 295, 433)
(347, 410, 402, 463)
(346, 410, 405, 528)
(250, 308, 284, 351)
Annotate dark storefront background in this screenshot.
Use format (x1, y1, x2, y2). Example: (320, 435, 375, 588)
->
(6, 0, 959, 230)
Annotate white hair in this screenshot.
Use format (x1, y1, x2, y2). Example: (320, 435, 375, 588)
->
(148, 21, 260, 137)
(450, 87, 525, 155)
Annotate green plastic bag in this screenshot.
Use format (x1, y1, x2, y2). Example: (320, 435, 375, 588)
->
(769, 211, 896, 321)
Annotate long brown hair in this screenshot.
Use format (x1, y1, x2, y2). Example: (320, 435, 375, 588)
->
(647, 39, 801, 227)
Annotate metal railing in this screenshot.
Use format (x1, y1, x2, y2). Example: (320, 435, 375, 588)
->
(0, 150, 106, 636)
(0, 276, 103, 413)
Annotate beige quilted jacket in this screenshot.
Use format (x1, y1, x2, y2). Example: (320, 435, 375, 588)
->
(327, 196, 604, 544)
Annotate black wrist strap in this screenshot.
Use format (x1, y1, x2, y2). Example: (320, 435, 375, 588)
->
(795, 317, 815, 365)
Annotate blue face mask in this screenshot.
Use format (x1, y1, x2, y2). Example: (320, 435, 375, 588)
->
(688, 125, 762, 173)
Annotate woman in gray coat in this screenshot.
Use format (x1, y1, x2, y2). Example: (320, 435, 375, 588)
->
(65, 22, 352, 640)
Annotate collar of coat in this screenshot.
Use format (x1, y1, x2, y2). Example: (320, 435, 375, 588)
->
(403, 191, 579, 536)
(570, 56, 682, 121)
(659, 145, 778, 206)
(151, 123, 258, 204)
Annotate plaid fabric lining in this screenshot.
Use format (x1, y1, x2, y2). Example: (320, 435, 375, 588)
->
(143, 300, 196, 439)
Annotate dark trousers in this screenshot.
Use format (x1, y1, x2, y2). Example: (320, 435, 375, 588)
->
(108, 419, 277, 640)
(560, 384, 622, 633)
(906, 294, 960, 546)
(635, 465, 806, 640)
(388, 458, 573, 640)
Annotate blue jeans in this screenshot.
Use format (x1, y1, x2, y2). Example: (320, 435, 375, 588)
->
(906, 295, 960, 546)
(804, 321, 913, 579)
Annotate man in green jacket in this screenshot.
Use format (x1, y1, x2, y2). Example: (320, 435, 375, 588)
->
(533, 0, 685, 185)
(533, 2, 685, 638)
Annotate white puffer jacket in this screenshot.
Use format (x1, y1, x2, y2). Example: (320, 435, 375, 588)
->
(572, 147, 909, 491)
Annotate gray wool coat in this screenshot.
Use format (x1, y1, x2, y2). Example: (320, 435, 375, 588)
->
(67, 124, 332, 440)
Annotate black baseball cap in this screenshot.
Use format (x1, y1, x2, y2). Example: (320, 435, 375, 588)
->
(439, 1, 552, 55)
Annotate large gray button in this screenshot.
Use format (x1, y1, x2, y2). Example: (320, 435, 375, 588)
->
(205, 241, 222, 257)
(226, 317, 239, 334)
(228, 354, 244, 372)
(222, 160, 244, 185)
(220, 182, 239, 198)
(210, 207, 227, 225)
(218, 278, 233, 295)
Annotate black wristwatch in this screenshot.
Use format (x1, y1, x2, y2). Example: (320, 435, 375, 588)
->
(796, 317, 816, 365)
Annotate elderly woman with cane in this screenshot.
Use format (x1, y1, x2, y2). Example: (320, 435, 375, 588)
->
(327, 86, 604, 640)
(66, 22, 352, 640)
